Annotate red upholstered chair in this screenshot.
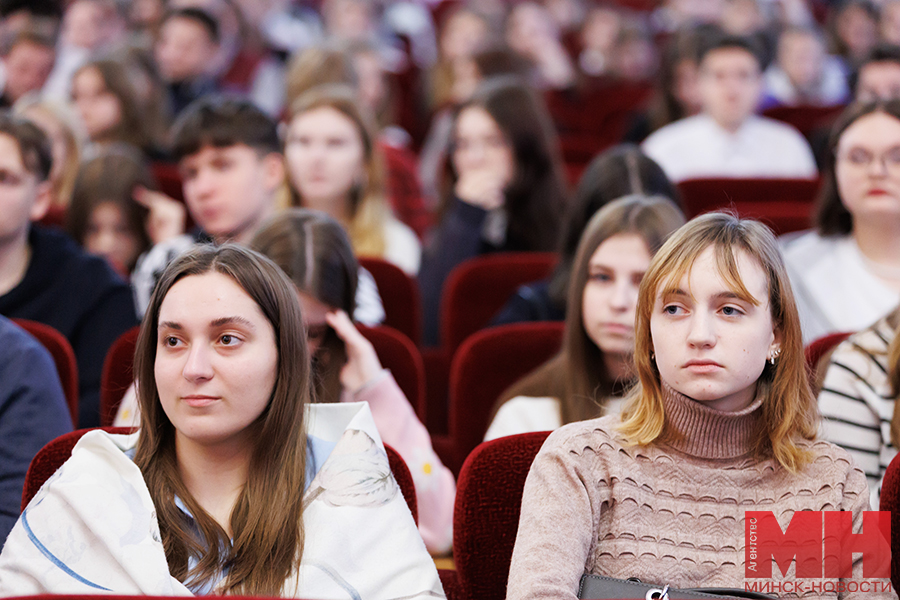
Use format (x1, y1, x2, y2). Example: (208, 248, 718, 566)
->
(22, 428, 418, 525)
(100, 326, 141, 426)
(359, 325, 427, 421)
(545, 83, 652, 170)
(804, 331, 853, 392)
(150, 162, 185, 203)
(38, 205, 66, 229)
(454, 431, 551, 600)
(380, 143, 431, 239)
(761, 104, 846, 138)
(676, 177, 821, 236)
(446, 322, 564, 474)
(440, 253, 558, 355)
(880, 453, 900, 592)
(359, 256, 423, 345)
(12, 318, 79, 426)
(425, 254, 557, 437)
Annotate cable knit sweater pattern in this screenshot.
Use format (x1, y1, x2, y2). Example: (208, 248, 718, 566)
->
(507, 387, 893, 600)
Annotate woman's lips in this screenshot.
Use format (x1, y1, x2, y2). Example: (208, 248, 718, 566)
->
(683, 360, 723, 374)
(601, 323, 633, 335)
(182, 395, 219, 408)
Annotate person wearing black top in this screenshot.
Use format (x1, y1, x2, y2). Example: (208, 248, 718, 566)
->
(0, 113, 137, 427)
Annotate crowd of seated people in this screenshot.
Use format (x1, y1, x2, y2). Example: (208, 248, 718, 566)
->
(0, 0, 899, 597)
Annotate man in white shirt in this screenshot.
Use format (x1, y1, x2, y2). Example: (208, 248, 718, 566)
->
(642, 33, 818, 183)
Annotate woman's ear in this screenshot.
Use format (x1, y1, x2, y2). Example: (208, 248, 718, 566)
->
(768, 326, 783, 359)
(263, 152, 286, 193)
(29, 181, 53, 222)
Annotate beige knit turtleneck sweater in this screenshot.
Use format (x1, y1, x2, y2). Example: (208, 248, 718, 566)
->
(506, 386, 893, 600)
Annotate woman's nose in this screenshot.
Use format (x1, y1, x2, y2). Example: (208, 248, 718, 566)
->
(686, 312, 716, 348)
(183, 342, 214, 381)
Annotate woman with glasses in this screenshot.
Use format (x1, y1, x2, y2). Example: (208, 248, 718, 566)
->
(782, 100, 900, 343)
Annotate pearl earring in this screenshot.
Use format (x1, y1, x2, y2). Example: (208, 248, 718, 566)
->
(768, 347, 782, 365)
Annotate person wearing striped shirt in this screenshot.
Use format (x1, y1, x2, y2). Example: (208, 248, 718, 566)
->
(818, 307, 900, 507)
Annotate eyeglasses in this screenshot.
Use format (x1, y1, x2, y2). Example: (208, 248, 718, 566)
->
(836, 146, 900, 173)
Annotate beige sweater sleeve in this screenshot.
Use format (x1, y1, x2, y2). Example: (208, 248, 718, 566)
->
(506, 426, 608, 600)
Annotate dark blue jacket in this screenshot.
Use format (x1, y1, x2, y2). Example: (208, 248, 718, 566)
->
(0, 315, 72, 545)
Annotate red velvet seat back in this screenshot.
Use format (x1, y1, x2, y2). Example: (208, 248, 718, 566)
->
(881, 453, 900, 592)
(545, 83, 652, 171)
(448, 322, 564, 474)
(454, 431, 551, 600)
(150, 162, 185, 203)
(804, 330, 853, 391)
(100, 326, 141, 427)
(676, 177, 821, 236)
(359, 325, 427, 422)
(12, 318, 79, 427)
(22, 428, 418, 525)
(440, 252, 558, 354)
(761, 104, 846, 138)
(359, 256, 423, 345)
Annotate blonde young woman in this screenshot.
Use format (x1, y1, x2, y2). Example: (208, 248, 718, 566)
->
(507, 213, 891, 599)
(284, 83, 421, 275)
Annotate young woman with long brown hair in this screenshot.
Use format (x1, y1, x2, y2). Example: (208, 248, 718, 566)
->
(419, 74, 568, 345)
(0, 244, 443, 597)
(507, 213, 888, 598)
(485, 195, 685, 440)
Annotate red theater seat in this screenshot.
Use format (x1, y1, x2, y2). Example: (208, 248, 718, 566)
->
(100, 326, 140, 426)
(359, 325, 427, 422)
(446, 322, 563, 474)
(440, 253, 558, 354)
(676, 177, 821, 236)
(12, 319, 78, 427)
(454, 431, 551, 600)
(359, 257, 423, 345)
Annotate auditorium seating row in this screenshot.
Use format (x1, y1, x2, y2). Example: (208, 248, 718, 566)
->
(18, 413, 900, 600)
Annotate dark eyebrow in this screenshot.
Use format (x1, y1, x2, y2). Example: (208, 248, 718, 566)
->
(210, 316, 256, 330)
(159, 321, 182, 331)
(714, 291, 753, 303)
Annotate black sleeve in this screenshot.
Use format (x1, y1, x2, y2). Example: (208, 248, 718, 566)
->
(418, 197, 489, 346)
(70, 285, 139, 428)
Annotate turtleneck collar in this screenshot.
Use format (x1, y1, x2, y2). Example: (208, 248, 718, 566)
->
(659, 383, 764, 460)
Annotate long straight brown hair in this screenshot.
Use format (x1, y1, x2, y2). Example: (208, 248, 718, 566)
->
(133, 244, 311, 595)
(495, 195, 685, 424)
